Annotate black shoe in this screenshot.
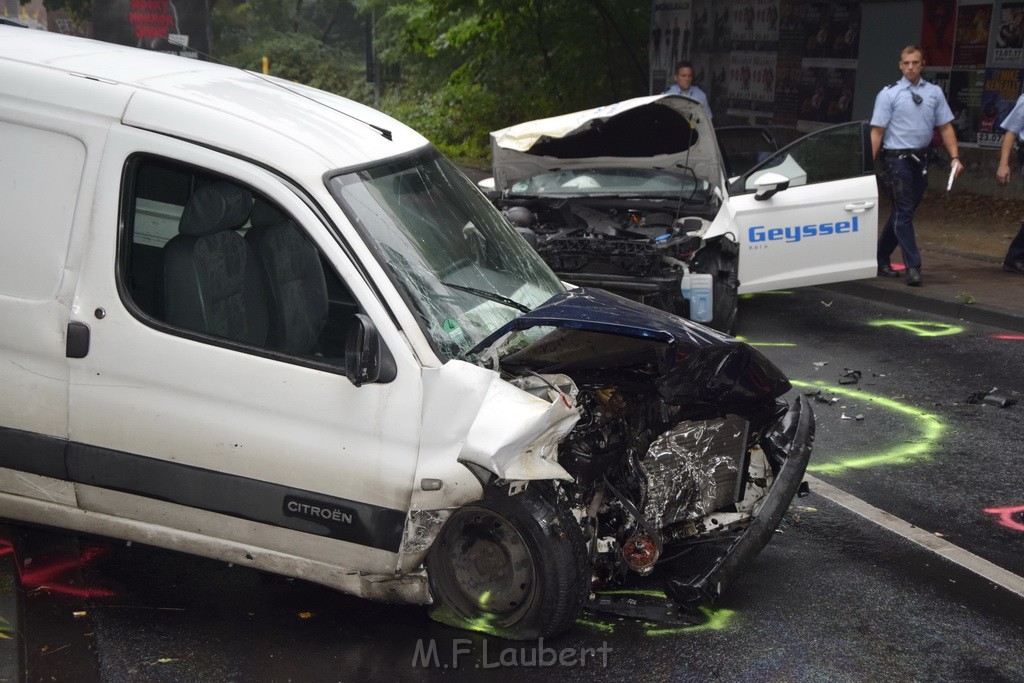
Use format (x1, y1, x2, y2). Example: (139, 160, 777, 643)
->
(1003, 260, 1024, 275)
(877, 264, 901, 278)
(905, 267, 922, 286)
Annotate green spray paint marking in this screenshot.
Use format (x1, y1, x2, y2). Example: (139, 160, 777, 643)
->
(792, 380, 944, 474)
(577, 589, 737, 636)
(575, 617, 616, 633)
(739, 291, 794, 299)
(735, 335, 797, 347)
(868, 320, 964, 337)
(645, 606, 736, 636)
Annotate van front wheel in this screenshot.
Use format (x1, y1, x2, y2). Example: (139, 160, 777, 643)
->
(426, 486, 588, 640)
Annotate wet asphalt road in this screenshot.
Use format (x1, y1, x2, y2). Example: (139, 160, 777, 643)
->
(8, 285, 1024, 682)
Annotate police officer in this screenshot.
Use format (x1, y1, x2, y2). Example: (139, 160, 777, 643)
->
(993, 96, 1024, 275)
(871, 45, 962, 286)
(664, 60, 712, 119)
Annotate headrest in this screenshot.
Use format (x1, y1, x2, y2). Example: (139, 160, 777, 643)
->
(178, 181, 253, 237)
(249, 198, 287, 228)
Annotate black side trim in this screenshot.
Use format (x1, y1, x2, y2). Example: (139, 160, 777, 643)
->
(0, 426, 405, 552)
(0, 427, 66, 479)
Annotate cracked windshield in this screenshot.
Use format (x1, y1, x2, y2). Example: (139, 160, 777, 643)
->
(329, 150, 564, 359)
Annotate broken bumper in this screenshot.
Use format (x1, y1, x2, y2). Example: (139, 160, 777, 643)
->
(666, 394, 815, 605)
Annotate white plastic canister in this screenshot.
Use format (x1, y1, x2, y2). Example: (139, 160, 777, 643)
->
(680, 273, 714, 323)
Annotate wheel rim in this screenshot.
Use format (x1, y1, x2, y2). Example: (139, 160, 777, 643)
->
(441, 508, 536, 617)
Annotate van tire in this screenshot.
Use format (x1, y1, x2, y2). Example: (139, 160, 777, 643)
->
(426, 485, 589, 640)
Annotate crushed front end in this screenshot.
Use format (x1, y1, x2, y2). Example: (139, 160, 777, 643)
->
(477, 287, 815, 614)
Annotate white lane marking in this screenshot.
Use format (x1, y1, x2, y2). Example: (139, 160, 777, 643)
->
(804, 474, 1024, 599)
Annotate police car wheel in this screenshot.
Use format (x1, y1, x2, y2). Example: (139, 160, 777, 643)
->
(426, 485, 588, 640)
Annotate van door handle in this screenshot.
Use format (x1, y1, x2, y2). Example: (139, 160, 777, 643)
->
(66, 322, 90, 358)
(844, 201, 876, 213)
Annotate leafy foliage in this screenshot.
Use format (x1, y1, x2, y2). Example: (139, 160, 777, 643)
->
(33, 0, 650, 162)
(367, 0, 651, 160)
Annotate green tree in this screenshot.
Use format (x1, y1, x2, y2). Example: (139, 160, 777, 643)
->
(361, 0, 651, 161)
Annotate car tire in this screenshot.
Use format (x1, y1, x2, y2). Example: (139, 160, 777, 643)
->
(426, 484, 589, 640)
(691, 241, 739, 334)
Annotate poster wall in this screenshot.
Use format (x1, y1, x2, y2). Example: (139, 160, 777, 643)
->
(645, 0, 1024, 147)
(650, 2, 694, 93)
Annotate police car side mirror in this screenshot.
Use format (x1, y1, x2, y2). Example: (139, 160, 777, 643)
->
(753, 172, 791, 201)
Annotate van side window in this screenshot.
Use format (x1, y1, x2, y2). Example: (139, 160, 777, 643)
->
(121, 156, 358, 363)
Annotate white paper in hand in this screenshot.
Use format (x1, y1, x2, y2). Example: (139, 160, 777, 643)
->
(946, 161, 959, 192)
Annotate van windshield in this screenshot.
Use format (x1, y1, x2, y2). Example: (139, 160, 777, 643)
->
(328, 149, 565, 360)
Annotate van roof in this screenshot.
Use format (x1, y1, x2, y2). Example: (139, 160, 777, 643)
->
(0, 27, 428, 175)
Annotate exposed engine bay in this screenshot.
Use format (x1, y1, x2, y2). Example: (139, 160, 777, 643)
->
(482, 290, 815, 616)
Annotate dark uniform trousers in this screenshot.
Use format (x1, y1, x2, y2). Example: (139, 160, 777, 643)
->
(878, 153, 928, 269)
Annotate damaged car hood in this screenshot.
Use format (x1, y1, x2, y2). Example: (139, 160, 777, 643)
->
(489, 94, 722, 192)
(471, 288, 790, 415)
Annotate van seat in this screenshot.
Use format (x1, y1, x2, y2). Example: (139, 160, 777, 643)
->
(163, 182, 268, 345)
(246, 199, 328, 355)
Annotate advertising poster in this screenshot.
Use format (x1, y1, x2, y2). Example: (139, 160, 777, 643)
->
(727, 50, 777, 118)
(922, 0, 957, 66)
(801, 2, 860, 61)
(979, 68, 1024, 144)
(954, 3, 993, 67)
(731, 0, 780, 43)
(947, 70, 987, 142)
(990, 1, 1024, 66)
(797, 65, 856, 126)
(712, 2, 732, 50)
(92, 0, 210, 58)
(692, 0, 714, 52)
(650, 1, 694, 93)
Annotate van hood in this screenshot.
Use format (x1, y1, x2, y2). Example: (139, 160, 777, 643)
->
(489, 94, 722, 192)
(470, 288, 790, 415)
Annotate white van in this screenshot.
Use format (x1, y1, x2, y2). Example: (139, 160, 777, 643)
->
(0, 28, 813, 639)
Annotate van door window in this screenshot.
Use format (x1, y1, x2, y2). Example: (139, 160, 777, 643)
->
(121, 156, 358, 363)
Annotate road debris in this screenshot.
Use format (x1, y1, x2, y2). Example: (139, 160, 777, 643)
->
(965, 388, 1018, 408)
(839, 369, 862, 385)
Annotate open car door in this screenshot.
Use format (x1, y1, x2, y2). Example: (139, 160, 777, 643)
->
(716, 121, 877, 294)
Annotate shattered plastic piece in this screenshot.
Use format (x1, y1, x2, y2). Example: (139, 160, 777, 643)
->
(813, 394, 832, 404)
(298, 612, 313, 619)
(820, 300, 833, 307)
(813, 361, 828, 368)
(966, 388, 1018, 408)
(838, 369, 862, 385)
(934, 532, 944, 537)
(72, 611, 87, 618)
(840, 413, 852, 420)
(803, 388, 821, 396)
(854, 414, 864, 421)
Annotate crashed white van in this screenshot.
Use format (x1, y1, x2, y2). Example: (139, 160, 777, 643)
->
(486, 96, 878, 331)
(0, 28, 813, 639)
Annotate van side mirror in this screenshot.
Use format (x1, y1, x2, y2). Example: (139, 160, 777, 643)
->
(345, 313, 396, 386)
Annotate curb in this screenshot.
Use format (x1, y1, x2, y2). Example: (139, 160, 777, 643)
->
(821, 280, 1024, 334)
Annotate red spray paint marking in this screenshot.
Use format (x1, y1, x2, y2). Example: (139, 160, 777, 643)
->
(992, 334, 1024, 341)
(984, 506, 1024, 532)
(0, 536, 115, 599)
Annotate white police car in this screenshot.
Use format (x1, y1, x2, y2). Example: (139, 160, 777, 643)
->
(485, 97, 878, 332)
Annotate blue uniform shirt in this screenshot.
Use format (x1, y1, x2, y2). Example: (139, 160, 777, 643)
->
(870, 77, 953, 149)
(999, 94, 1024, 139)
(664, 83, 713, 119)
